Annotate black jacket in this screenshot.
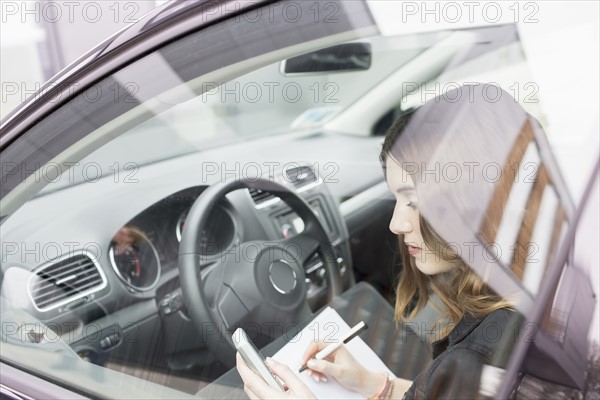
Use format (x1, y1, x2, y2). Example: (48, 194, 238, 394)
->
(403, 308, 520, 399)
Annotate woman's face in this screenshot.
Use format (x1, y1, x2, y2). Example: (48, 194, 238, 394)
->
(385, 156, 455, 275)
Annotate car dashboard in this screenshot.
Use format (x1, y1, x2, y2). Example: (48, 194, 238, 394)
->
(0, 132, 375, 369)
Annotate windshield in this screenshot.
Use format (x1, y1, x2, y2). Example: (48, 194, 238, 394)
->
(36, 34, 443, 193)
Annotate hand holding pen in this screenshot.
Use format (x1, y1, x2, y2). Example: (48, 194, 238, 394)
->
(299, 321, 368, 373)
(298, 321, 392, 398)
(299, 322, 369, 384)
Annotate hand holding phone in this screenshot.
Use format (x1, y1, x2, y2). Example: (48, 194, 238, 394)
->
(233, 328, 285, 391)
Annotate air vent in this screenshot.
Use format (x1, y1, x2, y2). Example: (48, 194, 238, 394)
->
(248, 188, 279, 208)
(285, 166, 318, 188)
(28, 253, 107, 312)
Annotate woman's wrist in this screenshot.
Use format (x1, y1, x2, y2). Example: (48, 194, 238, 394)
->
(360, 371, 389, 398)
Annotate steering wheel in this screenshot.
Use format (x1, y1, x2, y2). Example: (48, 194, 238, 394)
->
(178, 178, 343, 367)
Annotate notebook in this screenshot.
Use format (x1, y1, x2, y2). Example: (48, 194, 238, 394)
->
(272, 306, 396, 399)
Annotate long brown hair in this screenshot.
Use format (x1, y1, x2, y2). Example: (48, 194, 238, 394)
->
(380, 96, 514, 333)
(393, 213, 512, 331)
(382, 84, 567, 342)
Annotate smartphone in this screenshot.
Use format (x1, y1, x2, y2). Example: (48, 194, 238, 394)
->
(233, 328, 285, 391)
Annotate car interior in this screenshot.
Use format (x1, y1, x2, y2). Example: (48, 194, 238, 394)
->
(0, 2, 594, 398)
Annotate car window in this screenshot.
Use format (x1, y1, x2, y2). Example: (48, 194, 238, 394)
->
(0, 2, 592, 399)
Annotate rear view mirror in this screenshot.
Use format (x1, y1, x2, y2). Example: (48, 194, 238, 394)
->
(281, 43, 372, 75)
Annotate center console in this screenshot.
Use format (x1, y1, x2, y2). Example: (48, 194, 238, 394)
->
(245, 164, 354, 305)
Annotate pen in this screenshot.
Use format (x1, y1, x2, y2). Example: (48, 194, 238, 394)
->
(298, 321, 368, 373)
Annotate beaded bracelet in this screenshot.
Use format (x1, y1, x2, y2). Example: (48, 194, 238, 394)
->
(368, 375, 395, 400)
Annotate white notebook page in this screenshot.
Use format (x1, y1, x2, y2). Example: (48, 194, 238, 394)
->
(272, 307, 396, 399)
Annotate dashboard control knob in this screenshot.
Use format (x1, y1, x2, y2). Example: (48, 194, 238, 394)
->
(281, 224, 292, 239)
(318, 268, 326, 280)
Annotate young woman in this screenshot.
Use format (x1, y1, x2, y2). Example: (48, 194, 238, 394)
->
(237, 84, 555, 399)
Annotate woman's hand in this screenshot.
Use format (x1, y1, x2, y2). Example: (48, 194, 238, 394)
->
(236, 352, 316, 400)
(300, 341, 388, 398)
